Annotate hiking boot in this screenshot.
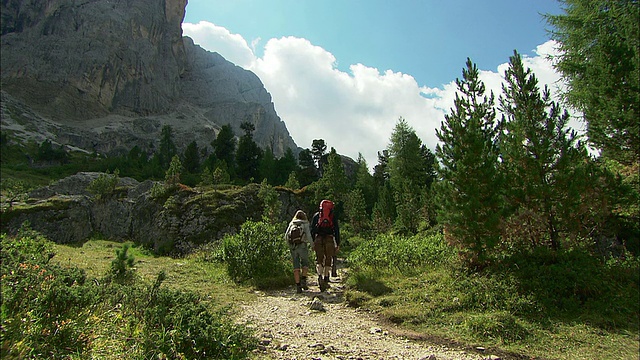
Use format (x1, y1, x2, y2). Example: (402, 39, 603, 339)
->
(296, 284, 303, 294)
(331, 270, 338, 278)
(324, 276, 331, 288)
(301, 276, 309, 290)
(318, 276, 327, 292)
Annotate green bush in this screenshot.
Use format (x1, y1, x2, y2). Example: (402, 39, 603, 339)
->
(348, 232, 455, 273)
(1, 227, 257, 358)
(86, 169, 119, 199)
(505, 247, 640, 328)
(222, 220, 291, 288)
(141, 286, 255, 359)
(107, 242, 136, 284)
(1, 227, 95, 358)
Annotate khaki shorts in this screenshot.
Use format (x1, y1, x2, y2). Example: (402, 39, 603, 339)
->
(290, 243, 309, 269)
(314, 234, 336, 267)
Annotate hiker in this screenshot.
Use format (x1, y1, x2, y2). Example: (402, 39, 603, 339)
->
(284, 210, 313, 293)
(311, 199, 340, 292)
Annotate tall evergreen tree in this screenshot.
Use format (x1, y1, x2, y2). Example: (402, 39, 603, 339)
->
(284, 171, 301, 190)
(274, 148, 299, 185)
(546, 0, 639, 165)
(211, 124, 236, 177)
(259, 147, 277, 184)
(500, 51, 589, 250)
(182, 141, 200, 174)
(346, 188, 369, 235)
(371, 182, 395, 233)
(387, 118, 429, 234)
(435, 58, 502, 264)
(213, 162, 231, 184)
(298, 148, 319, 186)
(165, 155, 182, 190)
(315, 148, 349, 204)
(236, 122, 262, 183)
(200, 166, 214, 186)
(354, 153, 377, 216)
(158, 125, 177, 170)
(311, 139, 328, 173)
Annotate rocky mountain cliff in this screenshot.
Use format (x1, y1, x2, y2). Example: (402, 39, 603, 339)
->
(0, 0, 297, 157)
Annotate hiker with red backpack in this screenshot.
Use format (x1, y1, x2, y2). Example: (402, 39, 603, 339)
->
(285, 210, 313, 293)
(311, 199, 341, 292)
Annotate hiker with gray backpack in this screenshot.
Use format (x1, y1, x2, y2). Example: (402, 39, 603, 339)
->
(311, 199, 340, 292)
(285, 210, 313, 293)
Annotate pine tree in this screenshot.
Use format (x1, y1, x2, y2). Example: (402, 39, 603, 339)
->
(354, 153, 377, 216)
(182, 141, 200, 174)
(371, 182, 395, 233)
(311, 139, 327, 173)
(435, 58, 502, 264)
(236, 122, 262, 183)
(499, 51, 589, 250)
(159, 125, 177, 169)
(284, 171, 300, 190)
(200, 166, 214, 186)
(212, 124, 236, 177)
(546, 0, 639, 165)
(387, 117, 429, 234)
(259, 147, 277, 184)
(346, 188, 369, 235)
(298, 148, 319, 186)
(165, 155, 182, 190)
(274, 148, 298, 185)
(212, 163, 231, 184)
(316, 148, 349, 202)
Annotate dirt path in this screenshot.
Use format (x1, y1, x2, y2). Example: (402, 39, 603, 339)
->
(237, 260, 501, 360)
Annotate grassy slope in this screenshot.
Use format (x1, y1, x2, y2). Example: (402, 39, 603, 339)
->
(352, 269, 638, 360)
(341, 234, 639, 360)
(50, 240, 254, 308)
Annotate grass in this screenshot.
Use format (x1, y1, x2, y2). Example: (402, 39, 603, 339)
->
(346, 267, 639, 359)
(344, 233, 640, 360)
(4, 224, 638, 359)
(50, 239, 254, 307)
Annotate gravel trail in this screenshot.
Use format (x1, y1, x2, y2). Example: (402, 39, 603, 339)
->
(237, 262, 504, 360)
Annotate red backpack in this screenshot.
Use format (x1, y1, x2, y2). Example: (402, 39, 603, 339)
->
(316, 200, 334, 235)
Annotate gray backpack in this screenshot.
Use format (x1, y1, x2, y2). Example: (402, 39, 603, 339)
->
(288, 223, 304, 244)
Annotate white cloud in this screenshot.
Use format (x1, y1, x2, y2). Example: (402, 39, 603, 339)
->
(181, 21, 255, 68)
(182, 21, 580, 169)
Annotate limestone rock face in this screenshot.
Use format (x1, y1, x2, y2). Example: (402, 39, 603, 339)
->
(1, 172, 311, 253)
(1, 0, 188, 117)
(0, 0, 297, 157)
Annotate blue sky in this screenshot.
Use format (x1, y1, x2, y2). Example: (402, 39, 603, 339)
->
(182, 1, 573, 168)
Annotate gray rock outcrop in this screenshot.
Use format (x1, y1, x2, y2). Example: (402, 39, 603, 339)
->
(1, 172, 312, 253)
(0, 0, 297, 157)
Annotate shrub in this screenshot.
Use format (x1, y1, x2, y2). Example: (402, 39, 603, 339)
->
(1, 228, 257, 358)
(222, 220, 291, 287)
(504, 247, 640, 327)
(1, 227, 94, 358)
(107, 242, 136, 284)
(348, 232, 455, 273)
(86, 169, 119, 199)
(139, 273, 255, 359)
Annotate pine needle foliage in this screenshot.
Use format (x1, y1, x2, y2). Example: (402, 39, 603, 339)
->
(435, 58, 502, 265)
